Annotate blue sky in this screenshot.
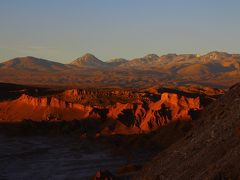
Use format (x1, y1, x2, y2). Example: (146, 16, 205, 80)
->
(0, 0, 240, 62)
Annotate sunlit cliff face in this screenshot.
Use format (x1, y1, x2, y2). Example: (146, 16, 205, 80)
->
(0, 87, 205, 134)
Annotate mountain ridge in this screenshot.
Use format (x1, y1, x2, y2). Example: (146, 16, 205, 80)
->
(0, 56, 67, 71)
(70, 53, 108, 68)
(1, 51, 239, 67)
(0, 51, 239, 88)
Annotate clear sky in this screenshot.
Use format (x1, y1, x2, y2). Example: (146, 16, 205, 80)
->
(0, 0, 240, 63)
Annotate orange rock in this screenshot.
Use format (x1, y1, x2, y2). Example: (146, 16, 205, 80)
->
(0, 92, 202, 133)
(140, 93, 201, 132)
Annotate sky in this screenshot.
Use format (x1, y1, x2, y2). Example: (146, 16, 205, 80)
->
(0, 0, 240, 63)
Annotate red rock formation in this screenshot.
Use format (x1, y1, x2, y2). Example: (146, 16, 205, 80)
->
(107, 102, 134, 119)
(0, 94, 92, 122)
(18, 94, 48, 107)
(64, 89, 80, 97)
(0, 91, 202, 134)
(140, 93, 201, 131)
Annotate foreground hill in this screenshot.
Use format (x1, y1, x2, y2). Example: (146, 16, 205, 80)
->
(135, 83, 240, 179)
(0, 51, 239, 88)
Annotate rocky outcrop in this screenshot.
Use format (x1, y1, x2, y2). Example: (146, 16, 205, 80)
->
(0, 90, 202, 133)
(0, 94, 93, 122)
(140, 93, 200, 131)
(18, 94, 48, 107)
(17, 94, 93, 112)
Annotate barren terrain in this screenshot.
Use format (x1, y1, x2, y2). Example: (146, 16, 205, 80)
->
(0, 51, 239, 88)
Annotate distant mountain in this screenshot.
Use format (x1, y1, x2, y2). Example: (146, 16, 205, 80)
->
(70, 53, 108, 68)
(0, 56, 66, 71)
(119, 54, 159, 68)
(106, 58, 128, 66)
(0, 51, 239, 88)
(202, 51, 232, 62)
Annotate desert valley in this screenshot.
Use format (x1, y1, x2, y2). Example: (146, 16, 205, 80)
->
(1, 1, 240, 179)
(0, 51, 239, 179)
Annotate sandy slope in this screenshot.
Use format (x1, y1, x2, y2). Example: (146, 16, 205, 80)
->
(135, 83, 240, 179)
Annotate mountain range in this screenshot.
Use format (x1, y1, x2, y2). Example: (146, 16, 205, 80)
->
(0, 51, 239, 88)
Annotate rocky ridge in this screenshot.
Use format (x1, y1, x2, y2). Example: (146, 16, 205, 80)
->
(0, 87, 208, 134)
